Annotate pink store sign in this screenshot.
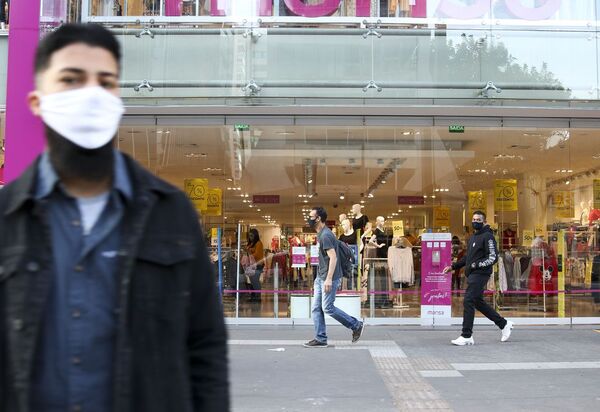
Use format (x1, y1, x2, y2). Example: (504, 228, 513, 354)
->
(420, 233, 452, 325)
(196, 0, 566, 21)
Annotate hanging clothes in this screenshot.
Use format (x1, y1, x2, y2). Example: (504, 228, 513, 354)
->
(498, 257, 508, 293)
(387, 246, 414, 284)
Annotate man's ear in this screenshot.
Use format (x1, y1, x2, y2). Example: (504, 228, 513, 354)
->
(27, 91, 42, 117)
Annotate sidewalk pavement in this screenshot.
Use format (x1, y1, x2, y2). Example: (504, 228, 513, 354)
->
(228, 324, 600, 412)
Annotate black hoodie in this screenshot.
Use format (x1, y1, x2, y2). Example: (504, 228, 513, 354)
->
(451, 226, 498, 277)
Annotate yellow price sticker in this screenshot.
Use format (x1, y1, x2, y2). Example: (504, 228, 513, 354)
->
(522, 230, 534, 247)
(392, 220, 404, 238)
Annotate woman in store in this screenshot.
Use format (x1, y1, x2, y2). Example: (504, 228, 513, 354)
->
(247, 228, 265, 302)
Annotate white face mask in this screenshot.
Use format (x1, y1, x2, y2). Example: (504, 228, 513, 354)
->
(39, 86, 125, 150)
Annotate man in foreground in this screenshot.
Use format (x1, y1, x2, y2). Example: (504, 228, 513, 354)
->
(0, 24, 228, 411)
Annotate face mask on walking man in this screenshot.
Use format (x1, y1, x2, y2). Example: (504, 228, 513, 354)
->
(0, 23, 229, 411)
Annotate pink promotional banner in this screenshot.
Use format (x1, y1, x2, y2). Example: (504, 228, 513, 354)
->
(291, 246, 307, 268)
(420, 233, 452, 324)
(5, 0, 45, 183)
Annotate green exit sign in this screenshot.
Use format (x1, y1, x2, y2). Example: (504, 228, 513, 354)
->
(234, 124, 250, 131)
(449, 125, 465, 133)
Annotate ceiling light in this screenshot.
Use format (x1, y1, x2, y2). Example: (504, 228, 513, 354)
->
(368, 193, 374, 198)
(304, 200, 308, 203)
(566, 180, 571, 185)
(431, 195, 436, 199)
(568, 169, 573, 173)
(307, 179, 313, 184)
(360, 200, 365, 204)
(339, 193, 345, 200)
(402, 131, 411, 136)
(381, 180, 386, 184)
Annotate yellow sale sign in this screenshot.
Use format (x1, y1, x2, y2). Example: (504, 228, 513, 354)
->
(433, 206, 450, 228)
(468, 191, 487, 216)
(494, 179, 518, 211)
(204, 188, 223, 216)
(184, 178, 208, 212)
(392, 220, 405, 238)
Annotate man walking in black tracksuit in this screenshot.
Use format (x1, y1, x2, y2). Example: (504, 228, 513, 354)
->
(443, 211, 514, 346)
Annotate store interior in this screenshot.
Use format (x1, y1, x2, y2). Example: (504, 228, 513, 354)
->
(108, 121, 600, 319)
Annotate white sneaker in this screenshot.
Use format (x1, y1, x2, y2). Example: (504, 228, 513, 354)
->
(451, 336, 474, 346)
(501, 321, 514, 342)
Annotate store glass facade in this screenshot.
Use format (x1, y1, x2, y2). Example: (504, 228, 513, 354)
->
(115, 120, 600, 322)
(3, 1, 600, 322)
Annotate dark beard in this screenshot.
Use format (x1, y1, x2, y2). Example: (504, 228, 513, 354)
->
(45, 126, 115, 183)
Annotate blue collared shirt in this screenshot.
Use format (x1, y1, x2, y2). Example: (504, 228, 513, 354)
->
(30, 151, 132, 412)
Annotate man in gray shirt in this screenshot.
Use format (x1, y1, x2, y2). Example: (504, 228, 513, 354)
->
(304, 207, 364, 348)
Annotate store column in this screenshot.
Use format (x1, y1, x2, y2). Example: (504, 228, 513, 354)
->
(518, 174, 548, 230)
(4, 0, 43, 182)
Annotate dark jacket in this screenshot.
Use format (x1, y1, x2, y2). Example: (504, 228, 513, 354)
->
(452, 226, 498, 277)
(0, 154, 229, 412)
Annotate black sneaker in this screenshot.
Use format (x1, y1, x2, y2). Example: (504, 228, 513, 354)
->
(303, 339, 328, 348)
(352, 321, 364, 343)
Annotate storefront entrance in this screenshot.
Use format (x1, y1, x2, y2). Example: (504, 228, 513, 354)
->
(116, 115, 600, 324)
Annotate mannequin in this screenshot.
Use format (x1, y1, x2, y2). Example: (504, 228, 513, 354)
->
(352, 204, 369, 232)
(580, 201, 590, 225)
(370, 216, 390, 258)
(339, 219, 358, 290)
(388, 237, 414, 308)
(588, 200, 600, 225)
(370, 216, 392, 308)
(339, 219, 357, 245)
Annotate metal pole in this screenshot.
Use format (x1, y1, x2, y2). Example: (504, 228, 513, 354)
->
(369, 263, 375, 318)
(274, 262, 279, 318)
(217, 227, 223, 302)
(235, 223, 241, 318)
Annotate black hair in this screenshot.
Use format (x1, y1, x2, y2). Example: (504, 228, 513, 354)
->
(472, 210, 487, 221)
(35, 23, 121, 74)
(247, 228, 260, 247)
(312, 206, 328, 222)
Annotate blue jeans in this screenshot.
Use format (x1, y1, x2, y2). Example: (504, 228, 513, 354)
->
(312, 277, 360, 343)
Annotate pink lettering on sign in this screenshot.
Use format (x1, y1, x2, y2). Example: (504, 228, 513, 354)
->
(210, 0, 273, 17)
(252, 195, 280, 204)
(504, 0, 561, 20)
(436, 0, 489, 19)
(284, 0, 371, 18)
(165, 0, 182, 16)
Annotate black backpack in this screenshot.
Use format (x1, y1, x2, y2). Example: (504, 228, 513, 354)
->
(337, 240, 356, 278)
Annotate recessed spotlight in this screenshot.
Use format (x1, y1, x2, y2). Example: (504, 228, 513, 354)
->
(381, 180, 387, 184)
